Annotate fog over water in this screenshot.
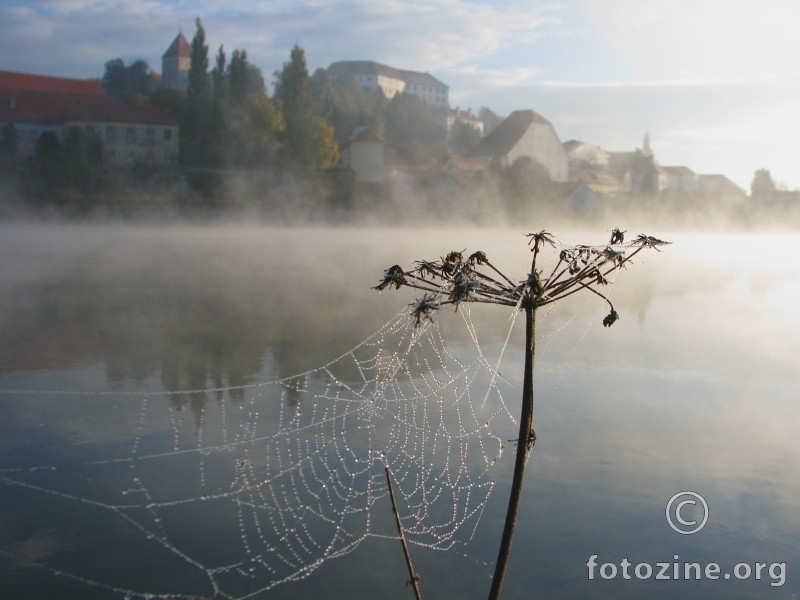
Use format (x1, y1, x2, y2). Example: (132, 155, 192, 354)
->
(1, 222, 798, 599)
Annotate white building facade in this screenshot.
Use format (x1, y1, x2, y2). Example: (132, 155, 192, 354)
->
(328, 61, 449, 107)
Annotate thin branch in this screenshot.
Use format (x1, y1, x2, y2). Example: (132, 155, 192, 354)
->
(385, 465, 423, 600)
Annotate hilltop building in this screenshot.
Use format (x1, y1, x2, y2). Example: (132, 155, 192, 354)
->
(0, 70, 179, 168)
(328, 61, 449, 108)
(161, 32, 191, 91)
(468, 109, 568, 182)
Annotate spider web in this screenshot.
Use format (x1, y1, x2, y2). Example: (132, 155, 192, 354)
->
(0, 306, 521, 599)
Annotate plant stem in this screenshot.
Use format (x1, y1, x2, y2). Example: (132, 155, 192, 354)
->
(487, 303, 536, 600)
(385, 465, 423, 600)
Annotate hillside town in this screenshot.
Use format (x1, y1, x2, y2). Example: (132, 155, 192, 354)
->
(1, 28, 796, 224)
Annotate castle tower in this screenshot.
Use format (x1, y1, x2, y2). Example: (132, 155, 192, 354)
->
(161, 32, 190, 90)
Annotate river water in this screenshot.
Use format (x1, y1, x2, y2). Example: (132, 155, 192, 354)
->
(1, 223, 798, 599)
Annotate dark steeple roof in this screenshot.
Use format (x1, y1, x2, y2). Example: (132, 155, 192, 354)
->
(163, 33, 191, 59)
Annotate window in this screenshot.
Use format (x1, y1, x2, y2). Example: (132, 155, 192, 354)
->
(126, 127, 136, 144)
(146, 152, 154, 165)
(126, 151, 136, 164)
(163, 128, 172, 141)
(164, 151, 172, 165)
(105, 126, 116, 143)
(145, 128, 154, 143)
(84, 125, 96, 137)
(107, 151, 116, 164)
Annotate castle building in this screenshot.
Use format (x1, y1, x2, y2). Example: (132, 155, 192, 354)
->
(161, 32, 191, 91)
(327, 61, 449, 107)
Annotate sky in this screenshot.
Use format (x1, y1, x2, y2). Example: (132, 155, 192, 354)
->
(2, 0, 798, 191)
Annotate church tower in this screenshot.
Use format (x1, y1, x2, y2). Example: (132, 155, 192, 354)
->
(642, 131, 652, 157)
(161, 33, 190, 90)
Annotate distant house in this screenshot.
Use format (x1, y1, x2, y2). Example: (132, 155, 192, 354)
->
(467, 109, 568, 182)
(608, 149, 666, 194)
(328, 61, 449, 107)
(161, 32, 191, 91)
(698, 174, 746, 205)
(0, 70, 179, 168)
(563, 139, 611, 172)
(339, 127, 415, 185)
(663, 165, 700, 192)
(438, 107, 484, 134)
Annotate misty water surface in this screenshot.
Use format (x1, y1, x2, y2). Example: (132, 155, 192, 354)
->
(0, 223, 798, 599)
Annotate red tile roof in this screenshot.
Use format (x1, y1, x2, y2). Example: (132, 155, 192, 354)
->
(0, 89, 176, 126)
(0, 70, 103, 96)
(163, 33, 191, 59)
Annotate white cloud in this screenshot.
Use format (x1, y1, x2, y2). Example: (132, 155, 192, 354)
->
(578, 0, 800, 82)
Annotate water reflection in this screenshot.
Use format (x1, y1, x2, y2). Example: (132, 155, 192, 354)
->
(1, 224, 799, 600)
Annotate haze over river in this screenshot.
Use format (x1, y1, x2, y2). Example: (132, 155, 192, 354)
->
(1, 223, 798, 599)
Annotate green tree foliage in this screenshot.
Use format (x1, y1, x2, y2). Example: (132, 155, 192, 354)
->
(62, 127, 103, 196)
(307, 116, 340, 169)
(0, 122, 19, 175)
(448, 120, 482, 156)
(102, 59, 154, 104)
(188, 17, 211, 102)
(751, 168, 776, 200)
(181, 17, 215, 176)
(309, 68, 386, 140)
(228, 49, 251, 107)
(228, 94, 284, 168)
(501, 156, 553, 216)
(274, 45, 339, 170)
(25, 129, 102, 203)
(385, 93, 446, 164)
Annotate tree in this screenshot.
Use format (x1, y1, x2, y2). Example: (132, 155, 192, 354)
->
(62, 127, 103, 197)
(228, 49, 251, 107)
(310, 68, 385, 141)
(274, 45, 311, 120)
(274, 45, 338, 169)
(188, 17, 210, 102)
(307, 116, 340, 169)
(101, 58, 155, 104)
(102, 59, 131, 102)
(0, 122, 19, 175)
(448, 120, 482, 155)
(182, 16, 215, 173)
(212, 45, 228, 106)
(751, 168, 775, 200)
(386, 93, 446, 164)
(228, 94, 284, 168)
(501, 156, 553, 216)
(102, 59, 153, 103)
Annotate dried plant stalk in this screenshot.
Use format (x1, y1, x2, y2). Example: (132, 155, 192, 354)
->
(375, 229, 669, 600)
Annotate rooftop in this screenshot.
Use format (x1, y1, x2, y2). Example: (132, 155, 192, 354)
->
(0, 70, 103, 96)
(328, 61, 448, 89)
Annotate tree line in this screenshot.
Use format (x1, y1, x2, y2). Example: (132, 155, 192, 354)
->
(99, 17, 492, 202)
